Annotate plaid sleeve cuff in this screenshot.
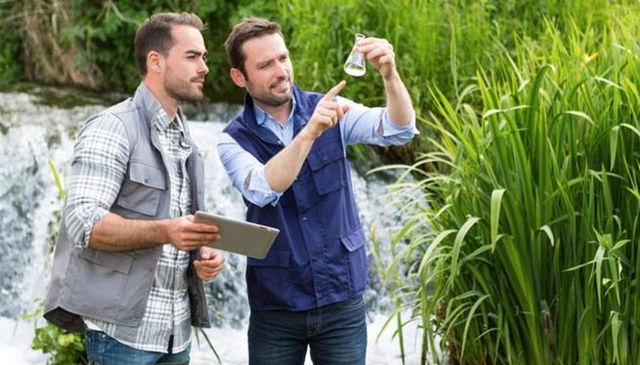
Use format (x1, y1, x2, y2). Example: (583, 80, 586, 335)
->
(69, 205, 110, 248)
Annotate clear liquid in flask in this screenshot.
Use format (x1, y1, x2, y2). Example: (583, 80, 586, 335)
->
(344, 33, 366, 77)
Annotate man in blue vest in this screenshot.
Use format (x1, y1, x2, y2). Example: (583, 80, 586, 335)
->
(218, 17, 416, 364)
(44, 13, 225, 365)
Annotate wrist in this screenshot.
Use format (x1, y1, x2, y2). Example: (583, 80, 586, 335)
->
(153, 219, 171, 244)
(298, 126, 320, 142)
(382, 68, 400, 83)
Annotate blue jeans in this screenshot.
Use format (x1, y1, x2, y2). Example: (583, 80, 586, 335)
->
(248, 295, 367, 365)
(84, 330, 191, 365)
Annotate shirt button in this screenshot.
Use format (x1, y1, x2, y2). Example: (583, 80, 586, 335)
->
(301, 216, 308, 221)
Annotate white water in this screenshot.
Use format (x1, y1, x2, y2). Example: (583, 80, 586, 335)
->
(0, 89, 423, 363)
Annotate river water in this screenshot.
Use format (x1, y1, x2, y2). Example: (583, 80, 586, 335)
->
(0, 87, 423, 364)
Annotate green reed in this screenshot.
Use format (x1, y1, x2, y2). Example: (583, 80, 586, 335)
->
(382, 7, 640, 364)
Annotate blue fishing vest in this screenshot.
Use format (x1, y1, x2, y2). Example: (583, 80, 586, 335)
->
(224, 85, 368, 311)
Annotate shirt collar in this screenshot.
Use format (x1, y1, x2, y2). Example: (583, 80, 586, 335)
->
(252, 95, 298, 127)
(155, 108, 184, 133)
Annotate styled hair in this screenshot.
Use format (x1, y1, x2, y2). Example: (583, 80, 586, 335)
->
(134, 12, 204, 76)
(224, 17, 283, 75)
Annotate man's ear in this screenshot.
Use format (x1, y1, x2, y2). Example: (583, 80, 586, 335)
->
(230, 68, 247, 88)
(147, 51, 164, 74)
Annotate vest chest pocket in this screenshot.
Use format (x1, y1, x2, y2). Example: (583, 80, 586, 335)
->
(307, 142, 346, 195)
(116, 162, 166, 216)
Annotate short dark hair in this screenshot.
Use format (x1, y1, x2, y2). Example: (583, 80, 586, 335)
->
(134, 12, 204, 76)
(224, 17, 283, 75)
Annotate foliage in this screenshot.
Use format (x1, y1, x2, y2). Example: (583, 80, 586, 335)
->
(25, 299, 87, 365)
(2, 0, 245, 95)
(0, 0, 22, 86)
(32, 324, 87, 365)
(387, 5, 640, 363)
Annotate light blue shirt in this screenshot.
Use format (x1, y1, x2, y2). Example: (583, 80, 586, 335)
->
(217, 95, 417, 207)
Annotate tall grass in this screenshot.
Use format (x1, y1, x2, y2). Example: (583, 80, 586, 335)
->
(385, 8, 640, 364)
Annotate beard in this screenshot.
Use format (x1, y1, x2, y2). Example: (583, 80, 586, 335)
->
(247, 76, 292, 107)
(164, 67, 204, 102)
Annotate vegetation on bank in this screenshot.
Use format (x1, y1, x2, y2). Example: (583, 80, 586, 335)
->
(6, 0, 640, 363)
(384, 7, 640, 365)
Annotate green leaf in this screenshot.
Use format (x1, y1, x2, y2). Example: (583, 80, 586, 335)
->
(490, 188, 506, 252)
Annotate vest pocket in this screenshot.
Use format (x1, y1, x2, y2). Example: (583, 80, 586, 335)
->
(307, 142, 346, 195)
(79, 249, 134, 274)
(340, 227, 368, 292)
(116, 162, 166, 216)
(73, 249, 134, 321)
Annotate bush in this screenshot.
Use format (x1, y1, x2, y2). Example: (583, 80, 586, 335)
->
(32, 324, 87, 365)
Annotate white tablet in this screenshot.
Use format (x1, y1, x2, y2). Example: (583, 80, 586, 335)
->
(193, 211, 279, 259)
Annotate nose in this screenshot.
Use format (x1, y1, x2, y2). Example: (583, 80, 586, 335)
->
(199, 58, 209, 75)
(275, 61, 287, 78)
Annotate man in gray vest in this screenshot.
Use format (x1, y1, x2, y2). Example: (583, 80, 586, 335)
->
(43, 12, 224, 365)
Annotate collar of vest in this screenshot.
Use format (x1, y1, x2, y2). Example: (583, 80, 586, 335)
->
(132, 83, 188, 129)
(133, 83, 163, 124)
(132, 82, 194, 147)
(239, 84, 318, 145)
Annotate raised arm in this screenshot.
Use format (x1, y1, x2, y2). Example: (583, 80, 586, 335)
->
(263, 81, 350, 192)
(357, 37, 415, 126)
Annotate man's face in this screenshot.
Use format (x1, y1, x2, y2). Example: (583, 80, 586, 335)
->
(162, 25, 209, 102)
(234, 33, 294, 108)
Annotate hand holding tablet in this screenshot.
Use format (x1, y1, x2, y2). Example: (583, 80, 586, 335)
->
(193, 211, 279, 259)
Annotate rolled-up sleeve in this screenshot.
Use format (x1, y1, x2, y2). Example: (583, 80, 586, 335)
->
(63, 113, 129, 248)
(217, 132, 282, 207)
(339, 96, 418, 147)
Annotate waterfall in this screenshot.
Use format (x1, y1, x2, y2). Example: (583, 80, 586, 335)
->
(0, 90, 104, 317)
(0, 87, 421, 363)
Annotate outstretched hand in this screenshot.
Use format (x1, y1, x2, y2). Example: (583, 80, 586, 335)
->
(304, 80, 351, 140)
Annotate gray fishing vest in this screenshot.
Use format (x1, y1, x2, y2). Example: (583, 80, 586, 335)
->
(43, 84, 210, 333)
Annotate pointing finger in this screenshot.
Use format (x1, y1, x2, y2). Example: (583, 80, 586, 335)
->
(322, 80, 347, 101)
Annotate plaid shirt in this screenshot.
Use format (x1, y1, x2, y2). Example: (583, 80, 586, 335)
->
(64, 106, 194, 353)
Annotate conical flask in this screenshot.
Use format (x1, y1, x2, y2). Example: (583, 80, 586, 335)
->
(343, 33, 366, 77)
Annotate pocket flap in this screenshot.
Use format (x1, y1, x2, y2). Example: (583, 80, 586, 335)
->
(340, 227, 366, 252)
(79, 249, 134, 274)
(129, 163, 166, 190)
(308, 142, 343, 171)
(247, 250, 290, 267)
